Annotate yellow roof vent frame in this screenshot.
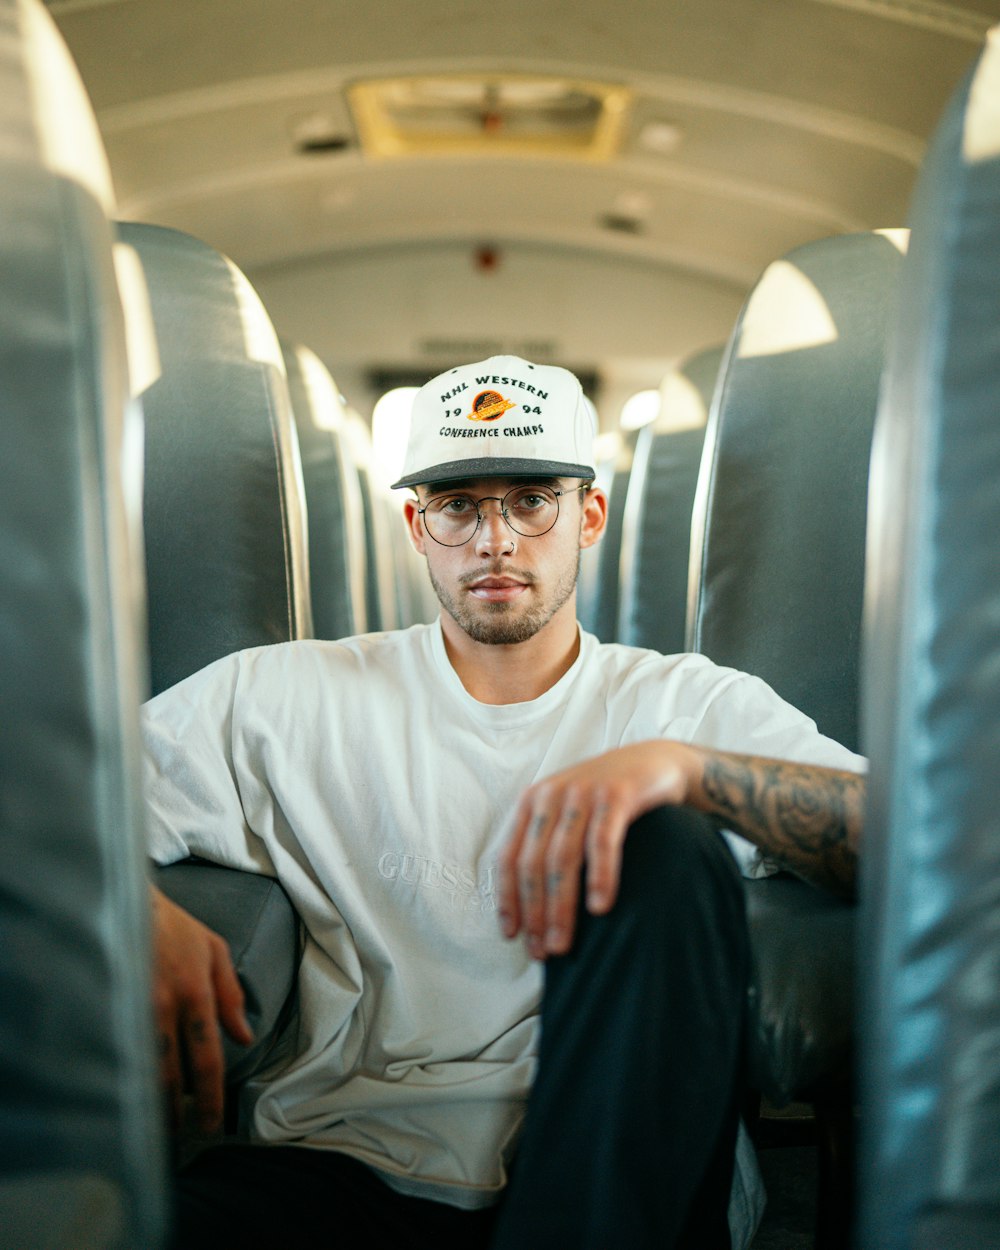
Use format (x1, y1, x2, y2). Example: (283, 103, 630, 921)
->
(348, 74, 632, 162)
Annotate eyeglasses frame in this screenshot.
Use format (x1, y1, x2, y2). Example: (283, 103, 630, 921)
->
(416, 482, 591, 547)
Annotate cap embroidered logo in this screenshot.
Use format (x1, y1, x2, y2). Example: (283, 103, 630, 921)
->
(468, 390, 516, 422)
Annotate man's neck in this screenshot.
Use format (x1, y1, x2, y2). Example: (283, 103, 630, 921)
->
(439, 601, 581, 705)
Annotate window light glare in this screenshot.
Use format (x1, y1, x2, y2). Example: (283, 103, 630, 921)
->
(875, 228, 910, 254)
(737, 260, 838, 360)
(619, 389, 661, 432)
(372, 387, 419, 494)
(964, 27, 1000, 163)
(657, 372, 708, 431)
(593, 429, 623, 464)
(224, 259, 283, 371)
(113, 242, 161, 399)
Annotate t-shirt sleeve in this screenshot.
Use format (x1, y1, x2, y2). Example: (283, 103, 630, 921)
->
(685, 667, 867, 878)
(142, 651, 273, 874)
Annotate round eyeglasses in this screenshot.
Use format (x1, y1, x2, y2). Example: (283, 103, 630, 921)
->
(417, 483, 587, 547)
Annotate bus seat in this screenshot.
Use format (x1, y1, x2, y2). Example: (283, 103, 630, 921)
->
(616, 346, 722, 653)
(153, 861, 300, 1088)
(577, 429, 612, 635)
(382, 468, 432, 627)
(391, 445, 440, 627)
(859, 26, 1000, 1250)
(282, 341, 369, 639)
(688, 229, 906, 1247)
(118, 224, 310, 1101)
(0, 0, 165, 1244)
(578, 428, 638, 641)
(116, 221, 313, 696)
(343, 409, 399, 632)
(394, 532, 438, 628)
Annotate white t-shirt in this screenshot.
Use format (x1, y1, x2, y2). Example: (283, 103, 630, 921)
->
(143, 621, 864, 1218)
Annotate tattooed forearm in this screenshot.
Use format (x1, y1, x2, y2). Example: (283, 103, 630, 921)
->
(698, 751, 863, 897)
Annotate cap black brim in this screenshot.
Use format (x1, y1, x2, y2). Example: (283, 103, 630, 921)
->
(391, 457, 595, 490)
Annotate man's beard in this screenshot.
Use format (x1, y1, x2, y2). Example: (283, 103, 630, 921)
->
(427, 554, 580, 645)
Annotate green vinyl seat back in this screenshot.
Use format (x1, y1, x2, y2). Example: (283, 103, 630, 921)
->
(689, 230, 906, 1101)
(687, 229, 906, 1249)
(617, 346, 722, 655)
(0, 1, 165, 1245)
(282, 342, 368, 639)
(578, 425, 637, 642)
(116, 221, 313, 696)
(859, 26, 1000, 1250)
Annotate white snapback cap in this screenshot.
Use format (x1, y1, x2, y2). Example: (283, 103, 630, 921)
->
(391, 355, 597, 489)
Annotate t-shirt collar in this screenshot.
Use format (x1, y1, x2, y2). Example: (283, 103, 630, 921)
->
(428, 617, 592, 729)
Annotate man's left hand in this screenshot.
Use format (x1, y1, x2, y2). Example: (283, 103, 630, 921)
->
(497, 741, 699, 959)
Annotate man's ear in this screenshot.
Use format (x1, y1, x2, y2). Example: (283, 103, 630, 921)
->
(579, 486, 608, 550)
(403, 496, 427, 555)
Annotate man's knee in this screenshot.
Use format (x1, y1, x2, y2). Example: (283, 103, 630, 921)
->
(543, 803, 750, 1045)
(553, 804, 748, 985)
(615, 804, 745, 919)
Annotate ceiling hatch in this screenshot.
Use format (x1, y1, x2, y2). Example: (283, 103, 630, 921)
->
(348, 75, 632, 161)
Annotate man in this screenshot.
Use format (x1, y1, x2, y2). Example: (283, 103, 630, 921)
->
(147, 355, 864, 1249)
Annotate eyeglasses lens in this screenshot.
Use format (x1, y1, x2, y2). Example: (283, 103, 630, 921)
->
(423, 485, 560, 546)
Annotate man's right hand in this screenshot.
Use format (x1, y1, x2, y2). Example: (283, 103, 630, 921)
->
(149, 884, 254, 1135)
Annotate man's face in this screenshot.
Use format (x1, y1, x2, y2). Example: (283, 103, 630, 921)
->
(405, 476, 602, 646)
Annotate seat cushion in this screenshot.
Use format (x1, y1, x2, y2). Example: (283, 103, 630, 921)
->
(744, 875, 854, 1105)
(154, 862, 300, 1082)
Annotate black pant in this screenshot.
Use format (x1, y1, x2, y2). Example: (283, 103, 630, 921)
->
(169, 806, 749, 1249)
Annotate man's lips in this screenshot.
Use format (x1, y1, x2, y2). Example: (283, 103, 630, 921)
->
(463, 570, 533, 602)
